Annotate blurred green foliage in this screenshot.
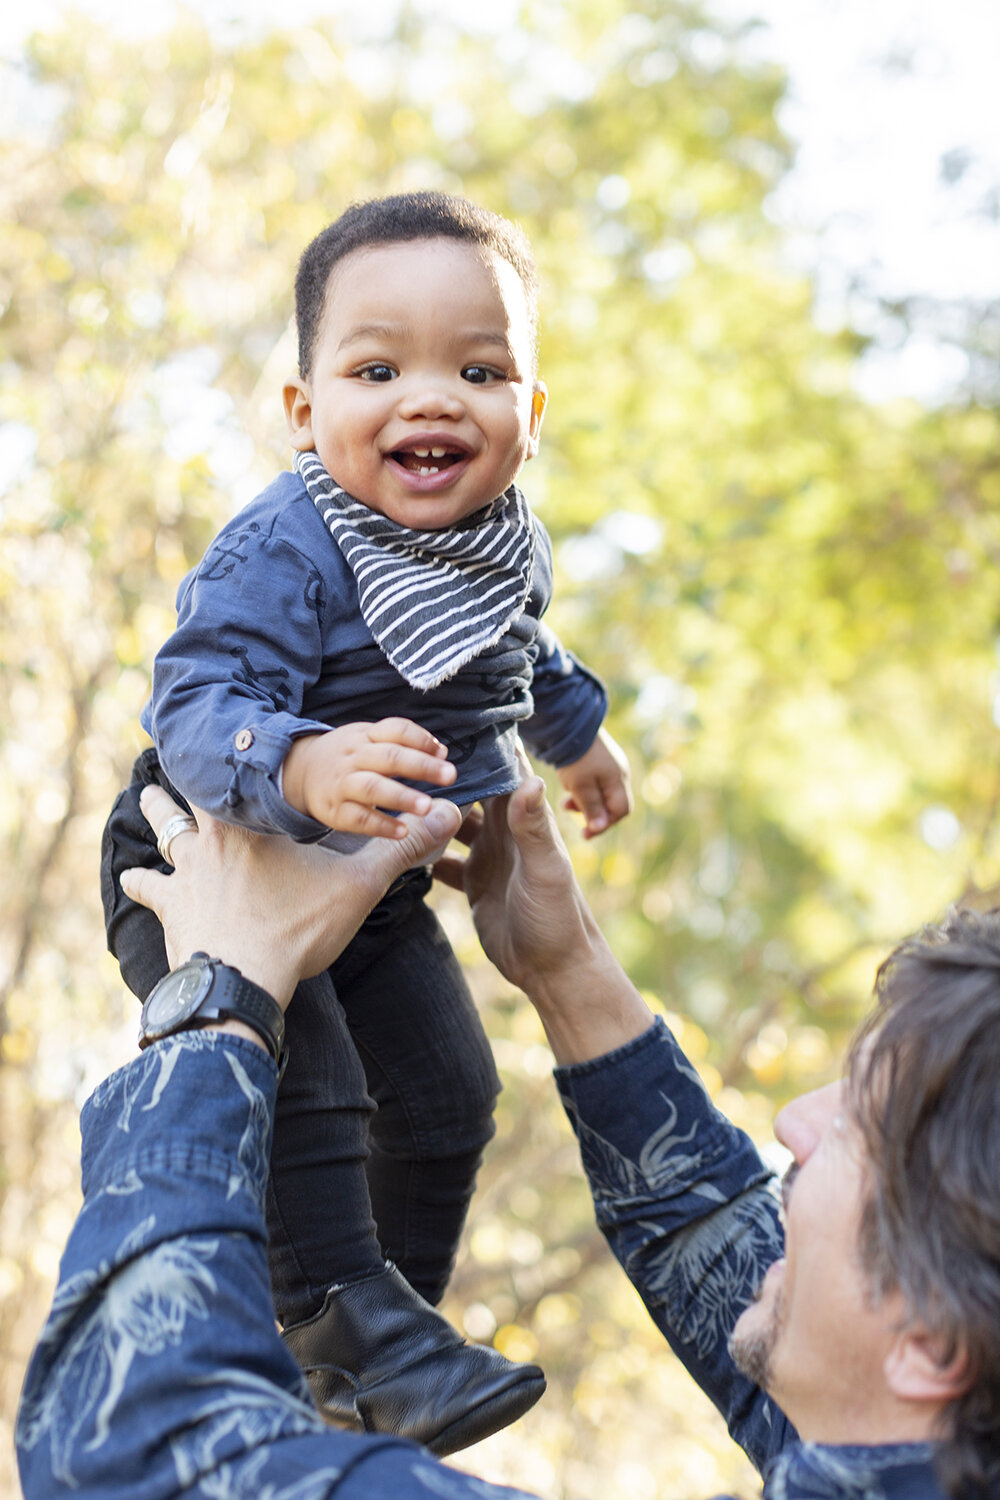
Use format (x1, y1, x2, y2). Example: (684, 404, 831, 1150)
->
(2, 3, 999, 1494)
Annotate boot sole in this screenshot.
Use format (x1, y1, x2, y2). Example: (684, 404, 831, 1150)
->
(423, 1371, 547, 1456)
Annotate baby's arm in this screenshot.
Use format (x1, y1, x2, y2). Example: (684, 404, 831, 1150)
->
(282, 720, 456, 840)
(556, 726, 632, 839)
(520, 612, 631, 839)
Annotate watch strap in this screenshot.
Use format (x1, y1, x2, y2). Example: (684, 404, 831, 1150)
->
(210, 965, 287, 1067)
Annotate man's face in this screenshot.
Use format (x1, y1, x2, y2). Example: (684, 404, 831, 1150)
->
(283, 237, 544, 531)
(729, 1082, 903, 1439)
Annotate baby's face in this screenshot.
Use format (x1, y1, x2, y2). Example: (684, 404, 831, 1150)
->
(284, 237, 545, 530)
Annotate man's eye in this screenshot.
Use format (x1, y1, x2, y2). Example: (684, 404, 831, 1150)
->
(779, 1162, 799, 1222)
(358, 364, 397, 383)
(462, 365, 499, 385)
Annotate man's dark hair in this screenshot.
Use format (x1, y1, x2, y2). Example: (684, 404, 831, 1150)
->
(848, 906, 1000, 1499)
(294, 191, 539, 378)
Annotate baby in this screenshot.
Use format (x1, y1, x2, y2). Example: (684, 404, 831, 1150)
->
(102, 192, 631, 1455)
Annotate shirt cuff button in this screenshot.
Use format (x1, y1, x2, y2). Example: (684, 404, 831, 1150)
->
(234, 729, 254, 751)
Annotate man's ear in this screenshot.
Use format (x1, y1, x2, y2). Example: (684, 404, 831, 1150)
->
(526, 380, 547, 459)
(283, 377, 315, 452)
(885, 1326, 973, 1405)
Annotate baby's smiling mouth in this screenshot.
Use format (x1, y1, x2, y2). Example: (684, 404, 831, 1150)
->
(391, 446, 466, 476)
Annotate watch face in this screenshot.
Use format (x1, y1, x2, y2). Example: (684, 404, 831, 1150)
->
(142, 963, 214, 1038)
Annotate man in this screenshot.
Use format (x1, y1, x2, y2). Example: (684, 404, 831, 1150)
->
(17, 780, 1000, 1498)
(454, 787, 1000, 1498)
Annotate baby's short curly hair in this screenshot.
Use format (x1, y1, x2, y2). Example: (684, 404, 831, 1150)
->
(294, 191, 539, 378)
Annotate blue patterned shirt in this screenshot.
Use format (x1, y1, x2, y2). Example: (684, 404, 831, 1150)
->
(17, 1022, 944, 1498)
(16, 1033, 537, 1500)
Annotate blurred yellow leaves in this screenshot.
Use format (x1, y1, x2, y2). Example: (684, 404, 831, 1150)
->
(1, 1030, 33, 1065)
(494, 1323, 540, 1363)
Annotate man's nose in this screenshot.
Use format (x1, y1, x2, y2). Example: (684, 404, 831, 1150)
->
(773, 1080, 843, 1163)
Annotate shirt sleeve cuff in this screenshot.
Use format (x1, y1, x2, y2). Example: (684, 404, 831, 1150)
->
(224, 715, 332, 839)
(554, 1017, 772, 1227)
(81, 1032, 278, 1210)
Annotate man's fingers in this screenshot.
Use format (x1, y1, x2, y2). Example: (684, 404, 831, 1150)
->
(450, 804, 485, 850)
(137, 783, 204, 864)
(120, 864, 172, 917)
(432, 854, 467, 892)
(507, 777, 577, 875)
(138, 783, 192, 834)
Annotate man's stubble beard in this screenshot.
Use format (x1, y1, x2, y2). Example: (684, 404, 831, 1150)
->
(727, 1279, 781, 1392)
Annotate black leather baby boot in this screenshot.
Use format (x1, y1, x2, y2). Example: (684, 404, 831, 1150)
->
(282, 1263, 545, 1455)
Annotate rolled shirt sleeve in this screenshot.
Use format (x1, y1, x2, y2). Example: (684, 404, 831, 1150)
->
(144, 520, 334, 840)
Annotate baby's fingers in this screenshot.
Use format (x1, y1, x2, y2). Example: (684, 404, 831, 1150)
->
(369, 717, 452, 759)
(562, 782, 610, 839)
(321, 770, 443, 839)
(600, 773, 633, 829)
(361, 728, 456, 787)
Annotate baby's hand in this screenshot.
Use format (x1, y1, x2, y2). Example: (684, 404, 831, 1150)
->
(557, 728, 632, 839)
(282, 719, 456, 839)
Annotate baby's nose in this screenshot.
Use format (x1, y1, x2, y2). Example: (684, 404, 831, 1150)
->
(396, 378, 466, 421)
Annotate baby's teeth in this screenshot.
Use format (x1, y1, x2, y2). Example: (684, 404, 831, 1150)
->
(431, 447, 447, 458)
(414, 447, 430, 457)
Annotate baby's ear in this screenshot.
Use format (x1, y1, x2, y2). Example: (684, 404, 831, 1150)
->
(527, 380, 547, 458)
(283, 378, 315, 451)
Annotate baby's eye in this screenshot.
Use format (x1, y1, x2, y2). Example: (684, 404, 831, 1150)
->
(461, 364, 503, 385)
(358, 363, 397, 383)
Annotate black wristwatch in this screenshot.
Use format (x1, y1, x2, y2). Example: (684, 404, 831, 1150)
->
(138, 953, 287, 1075)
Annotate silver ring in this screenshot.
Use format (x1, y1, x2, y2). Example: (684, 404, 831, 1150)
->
(156, 813, 198, 865)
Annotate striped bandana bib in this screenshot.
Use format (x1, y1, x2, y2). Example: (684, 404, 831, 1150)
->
(295, 450, 536, 691)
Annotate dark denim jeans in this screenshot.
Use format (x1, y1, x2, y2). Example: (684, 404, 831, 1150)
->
(101, 748, 501, 1326)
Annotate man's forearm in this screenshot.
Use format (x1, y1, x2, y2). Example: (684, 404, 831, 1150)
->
(554, 1018, 793, 1474)
(16, 1033, 323, 1496)
(17, 1033, 543, 1500)
(525, 931, 655, 1065)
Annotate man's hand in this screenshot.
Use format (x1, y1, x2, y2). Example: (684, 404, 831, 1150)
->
(556, 727, 632, 839)
(438, 777, 590, 994)
(121, 785, 462, 1008)
(282, 719, 457, 839)
(436, 776, 653, 1064)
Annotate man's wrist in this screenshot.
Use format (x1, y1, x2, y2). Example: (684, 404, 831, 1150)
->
(202, 1018, 271, 1053)
(526, 943, 655, 1067)
(139, 956, 289, 1066)
(214, 960, 294, 1011)
(183, 951, 294, 1010)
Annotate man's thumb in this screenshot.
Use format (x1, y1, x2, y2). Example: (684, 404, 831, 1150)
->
(397, 799, 462, 865)
(510, 775, 547, 834)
